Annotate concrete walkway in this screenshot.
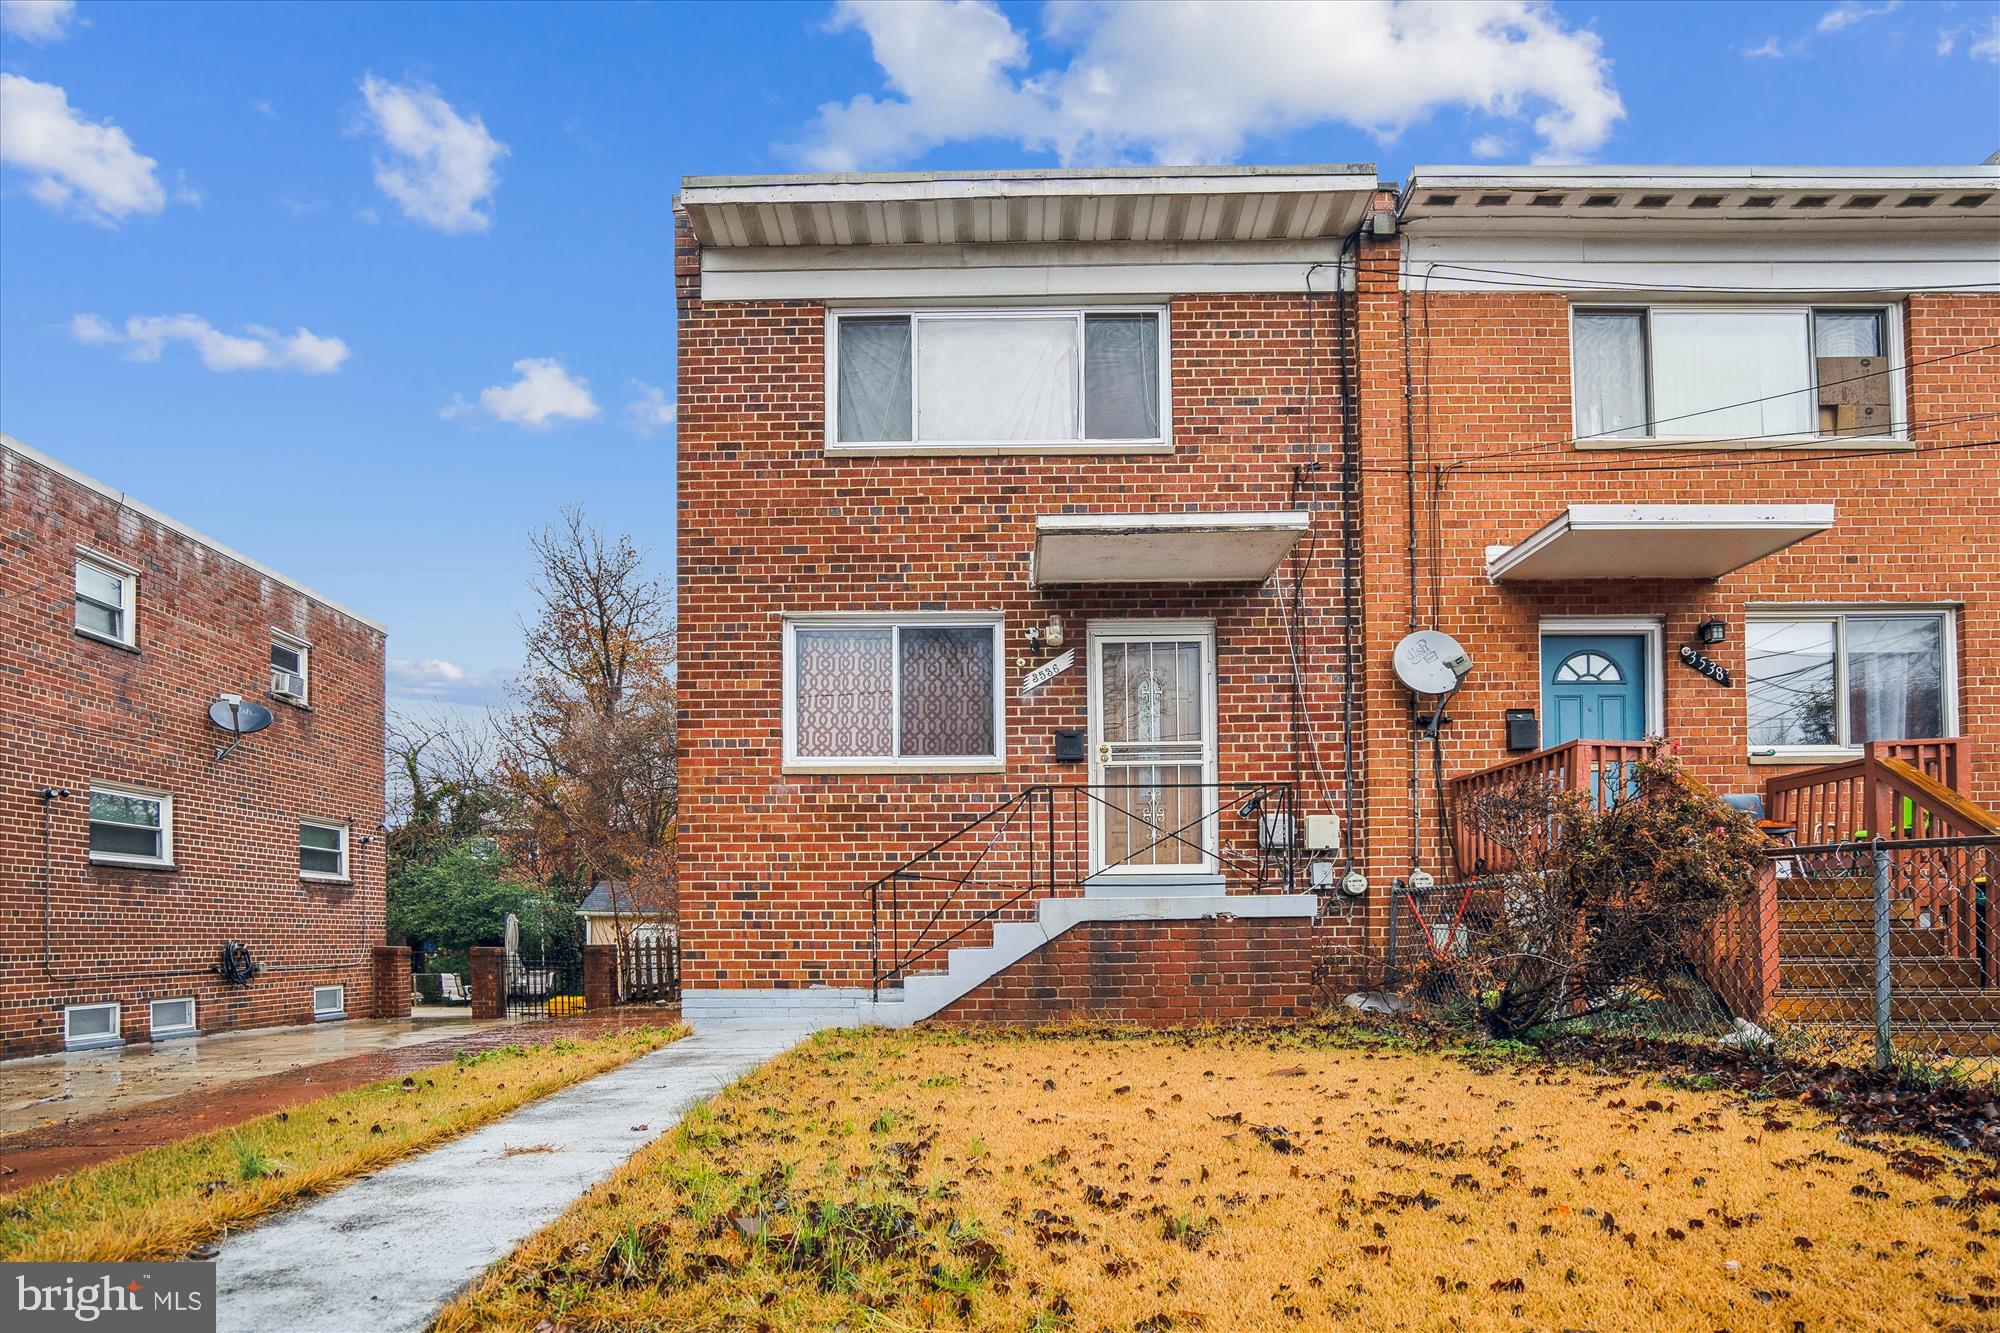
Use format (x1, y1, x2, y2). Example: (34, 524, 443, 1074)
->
(212, 1018, 820, 1333)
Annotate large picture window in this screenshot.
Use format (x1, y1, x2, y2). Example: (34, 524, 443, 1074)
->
(783, 617, 1003, 768)
(830, 307, 1167, 451)
(1573, 305, 1901, 443)
(1746, 610, 1954, 756)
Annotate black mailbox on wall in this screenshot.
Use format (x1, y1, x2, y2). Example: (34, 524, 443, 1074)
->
(1054, 729, 1087, 763)
(1504, 709, 1540, 752)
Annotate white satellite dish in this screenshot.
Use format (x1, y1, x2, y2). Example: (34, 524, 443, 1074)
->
(1392, 630, 1473, 695)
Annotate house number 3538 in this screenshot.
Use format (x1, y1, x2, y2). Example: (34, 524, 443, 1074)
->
(1678, 644, 1732, 686)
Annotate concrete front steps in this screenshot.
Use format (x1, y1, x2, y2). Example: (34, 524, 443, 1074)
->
(853, 890, 1318, 1027)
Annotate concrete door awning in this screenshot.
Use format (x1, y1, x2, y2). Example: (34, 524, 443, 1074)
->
(1033, 510, 1311, 585)
(1485, 504, 1835, 582)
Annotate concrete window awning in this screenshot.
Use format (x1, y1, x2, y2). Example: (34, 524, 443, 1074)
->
(1034, 511, 1311, 585)
(1486, 504, 1835, 582)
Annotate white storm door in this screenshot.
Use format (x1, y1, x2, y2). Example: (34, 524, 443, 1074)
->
(1088, 623, 1218, 875)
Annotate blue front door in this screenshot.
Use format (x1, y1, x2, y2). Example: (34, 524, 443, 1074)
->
(1542, 633, 1647, 745)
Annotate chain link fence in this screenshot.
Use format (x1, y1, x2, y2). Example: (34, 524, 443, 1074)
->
(1388, 836, 2000, 1079)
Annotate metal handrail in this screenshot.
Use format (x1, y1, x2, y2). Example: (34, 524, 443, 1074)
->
(864, 781, 1297, 1000)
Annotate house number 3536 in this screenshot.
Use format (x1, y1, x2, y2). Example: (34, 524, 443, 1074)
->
(1678, 644, 1732, 686)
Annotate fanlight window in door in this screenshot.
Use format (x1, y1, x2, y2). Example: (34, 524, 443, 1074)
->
(1553, 651, 1624, 684)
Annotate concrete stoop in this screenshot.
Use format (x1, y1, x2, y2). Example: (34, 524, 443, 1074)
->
(853, 892, 1319, 1027)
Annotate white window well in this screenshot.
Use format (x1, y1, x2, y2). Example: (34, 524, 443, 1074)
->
(1746, 609, 1955, 759)
(313, 985, 346, 1021)
(783, 616, 1004, 770)
(88, 783, 172, 867)
(1572, 304, 1903, 445)
(74, 551, 138, 647)
(150, 997, 196, 1040)
(828, 307, 1168, 452)
(300, 820, 349, 881)
(271, 632, 309, 703)
(64, 1002, 122, 1051)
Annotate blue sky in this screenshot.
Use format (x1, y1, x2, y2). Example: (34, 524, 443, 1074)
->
(3, 0, 1996, 715)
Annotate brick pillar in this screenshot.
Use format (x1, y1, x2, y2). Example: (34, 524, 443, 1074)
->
(583, 943, 618, 1010)
(470, 947, 506, 1019)
(372, 944, 412, 1018)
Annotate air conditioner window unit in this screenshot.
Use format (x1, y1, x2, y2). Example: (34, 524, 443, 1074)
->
(272, 667, 304, 698)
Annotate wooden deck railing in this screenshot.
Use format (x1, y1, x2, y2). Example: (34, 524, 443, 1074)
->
(1764, 739, 1975, 845)
(1445, 739, 1651, 876)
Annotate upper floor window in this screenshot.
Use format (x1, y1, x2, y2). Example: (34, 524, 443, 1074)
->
(1573, 305, 1900, 443)
(89, 783, 172, 867)
(299, 819, 349, 881)
(75, 552, 138, 648)
(782, 615, 1003, 769)
(1746, 609, 1954, 756)
(271, 632, 309, 704)
(829, 307, 1167, 451)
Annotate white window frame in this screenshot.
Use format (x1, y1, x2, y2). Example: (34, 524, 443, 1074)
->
(1745, 605, 1958, 763)
(1569, 302, 1907, 448)
(63, 1002, 122, 1051)
(299, 819, 350, 882)
(824, 305, 1172, 456)
(74, 548, 139, 649)
(781, 612, 1006, 773)
(149, 996, 197, 1040)
(312, 985, 346, 1021)
(271, 630, 310, 705)
(87, 781, 174, 869)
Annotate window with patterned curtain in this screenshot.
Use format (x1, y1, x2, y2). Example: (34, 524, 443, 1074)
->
(900, 627, 995, 756)
(789, 620, 1000, 762)
(794, 628, 895, 757)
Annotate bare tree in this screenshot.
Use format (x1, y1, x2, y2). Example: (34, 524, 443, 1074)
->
(385, 707, 504, 876)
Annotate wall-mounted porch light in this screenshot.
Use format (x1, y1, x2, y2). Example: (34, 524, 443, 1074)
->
(1697, 618, 1727, 646)
(1025, 614, 1064, 652)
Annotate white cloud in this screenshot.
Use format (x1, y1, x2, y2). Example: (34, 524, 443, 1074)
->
(790, 0, 1625, 168)
(1939, 17, 2000, 62)
(624, 381, 677, 436)
(1818, 1, 1900, 35)
(0, 73, 169, 225)
(357, 74, 508, 234)
(0, 0, 77, 43)
(1468, 133, 1511, 159)
(71, 313, 351, 374)
(388, 658, 508, 705)
(1742, 36, 1785, 58)
(443, 357, 600, 429)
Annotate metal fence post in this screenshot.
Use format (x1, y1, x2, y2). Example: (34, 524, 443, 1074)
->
(1872, 839, 1893, 1073)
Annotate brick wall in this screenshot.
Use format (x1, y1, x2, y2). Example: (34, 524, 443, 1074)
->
(675, 213, 1363, 996)
(0, 445, 389, 1057)
(1350, 263, 2000, 971)
(927, 915, 1315, 1025)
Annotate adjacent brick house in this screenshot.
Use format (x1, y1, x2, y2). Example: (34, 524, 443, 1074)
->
(674, 162, 2000, 1026)
(1, 435, 400, 1058)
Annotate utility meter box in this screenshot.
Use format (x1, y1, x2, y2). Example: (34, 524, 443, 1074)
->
(1303, 814, 1342, 852)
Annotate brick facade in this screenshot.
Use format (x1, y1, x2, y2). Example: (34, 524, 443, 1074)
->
(1, 442, 389, 1057)
(675, 213, 1365, 1000)
(928, 915, 1315, 1025)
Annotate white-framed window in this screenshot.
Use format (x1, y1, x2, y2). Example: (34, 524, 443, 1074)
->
(312, 985, 346, 1021)
(782, 615, 1005, 770)
(1572, 304, 1902, 443)
(827, 306, 1169, 452)
(271, 631, 309, 703)
(299, 820, 349, 881)
(63, 1002, 121, 1050)
(149, 996, 196, 1040)
(1746, 608, 1956, 758)
(74, 550, 138, 648)
(88, 783, 172, 867)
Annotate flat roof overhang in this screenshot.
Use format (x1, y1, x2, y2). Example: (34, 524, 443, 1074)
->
(1486, 504, 1835, 582)
(1034, 511, 1311, 586)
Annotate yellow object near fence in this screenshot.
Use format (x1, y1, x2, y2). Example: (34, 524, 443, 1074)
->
(545, 995, 586, 1017)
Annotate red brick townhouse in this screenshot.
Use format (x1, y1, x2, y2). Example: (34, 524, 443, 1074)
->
(676, 162, 2000, 1027)
(676, 166, 1381, 1023)
(1357, 165, 2000, 999)
(1, 435, 402, 1058)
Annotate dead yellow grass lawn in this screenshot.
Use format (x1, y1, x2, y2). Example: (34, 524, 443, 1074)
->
(436, 1025, 1999, 1332)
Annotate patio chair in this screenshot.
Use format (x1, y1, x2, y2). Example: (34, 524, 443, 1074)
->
(440, 973, 469, 1004)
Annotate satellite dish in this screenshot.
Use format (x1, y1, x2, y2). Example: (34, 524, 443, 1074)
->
(1392, 630, 1473, 695)
(208, 693, 273, 762)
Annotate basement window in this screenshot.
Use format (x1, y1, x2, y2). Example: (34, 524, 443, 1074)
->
(313, 986, 346, 1022)
(150, 997, 196, 1040)
(1571, 304, 1902, 444)
(782, 616, 1003, 770)
(829, 307, 1167, 452)
(1746, 610, 1955, 758)
(64, 1003, 122, 1051)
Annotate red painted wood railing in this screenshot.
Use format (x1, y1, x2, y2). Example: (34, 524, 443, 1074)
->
(1445, 739, 1651, 876)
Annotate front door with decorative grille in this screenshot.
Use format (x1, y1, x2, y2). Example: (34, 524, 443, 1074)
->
(1088, 622, 1218, 876)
